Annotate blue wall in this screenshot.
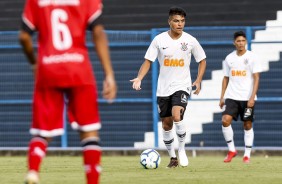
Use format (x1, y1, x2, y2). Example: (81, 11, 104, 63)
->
(0, 27, 281, 148)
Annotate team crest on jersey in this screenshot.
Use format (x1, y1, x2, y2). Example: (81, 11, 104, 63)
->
(181, 93, 188, 103)
(180, 42, 188, 51)
(244, 58, 249, 65)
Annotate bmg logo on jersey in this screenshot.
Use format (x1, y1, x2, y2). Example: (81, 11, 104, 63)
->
(231, 70, 246, 76)
(164, 59, 184, 67)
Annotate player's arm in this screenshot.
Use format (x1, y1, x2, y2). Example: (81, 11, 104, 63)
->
(130, 59, 152, 90)
(18, 28, 36, 77)
(248, 72, 260, 107)
(92, 24, 117, 101)
(192, 59, 206, 95)
(219, 76, 229, 109)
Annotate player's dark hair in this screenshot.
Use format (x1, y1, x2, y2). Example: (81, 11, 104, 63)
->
(234, 31, 246, 40)
(169, 7, 186, 18)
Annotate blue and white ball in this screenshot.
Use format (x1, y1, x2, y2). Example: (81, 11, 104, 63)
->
(140, 149, 161, 169)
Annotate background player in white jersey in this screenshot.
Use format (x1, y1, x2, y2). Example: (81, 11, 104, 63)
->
(219, 31, 262, 163)
(130, 7, 206, 168)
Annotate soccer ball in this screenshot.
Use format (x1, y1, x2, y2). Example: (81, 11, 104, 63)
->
(140, 149, 161, 169)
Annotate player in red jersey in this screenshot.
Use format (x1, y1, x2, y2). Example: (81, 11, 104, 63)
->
(19, 0, 117, 183)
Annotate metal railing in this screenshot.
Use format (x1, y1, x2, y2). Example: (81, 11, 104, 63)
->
(0, 26, 281, 148)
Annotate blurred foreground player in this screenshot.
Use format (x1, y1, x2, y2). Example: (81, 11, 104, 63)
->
(19, 0, 116, 183)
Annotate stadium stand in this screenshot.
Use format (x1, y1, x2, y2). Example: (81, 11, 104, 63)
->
(1, 0, 282, 30)
(102, 0, 282, 29)
(188, 12, 282, 147)
(0, 1, 281, 148)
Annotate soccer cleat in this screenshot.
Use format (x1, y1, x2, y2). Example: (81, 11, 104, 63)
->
(243, 156, 250, 163)
(24, 171, 39, 184)
(223, 151, 237, 163)
(178, 150, 189, 167)
(166, 157, 178, 168)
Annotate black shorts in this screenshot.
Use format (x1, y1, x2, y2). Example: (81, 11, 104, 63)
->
(157, 91, 189, 118)
(222, 98, 255, 121)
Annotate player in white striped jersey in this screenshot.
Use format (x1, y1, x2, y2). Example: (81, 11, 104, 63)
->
(219, 31, 262, 163)
(131, 7, 206, 168)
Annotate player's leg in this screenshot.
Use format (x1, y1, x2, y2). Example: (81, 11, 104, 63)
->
(25, 87, 64, 184)
(80, 131, 101, 184)
(172, 106, 188, 167)
(222, 99, 239, 162)
(157, 96, 178, 168)
(171, 91, 189, 167)
(68, 85, 101, 184)
(241, 104, 255, 163)
(242, 121, 253, 163)
(162, 117, 178, 168)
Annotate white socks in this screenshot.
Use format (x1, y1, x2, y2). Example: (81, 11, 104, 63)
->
(174, 121, 186, 151)
(222, 125, 236, 152)
(244, 128, 254, 158)
(163, 129, 176, 158)
(163, 121, 187, 158)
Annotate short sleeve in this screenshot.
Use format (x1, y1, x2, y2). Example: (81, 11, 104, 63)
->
(144, 38, 158, 62)
(22, 0, 38, 31)
(251, 55, 263, 73)
(191, 38, 206, 62)
(222, 59, 229, 76)
(87, 0, 103, 25)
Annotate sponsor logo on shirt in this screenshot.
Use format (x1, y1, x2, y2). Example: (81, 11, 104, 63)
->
(39, 0, 80, 7)
(43, 53, 84, 64)
(164, 59, 184, 67)
(231, 70, 246, 76)
(180, 42, 188, 51)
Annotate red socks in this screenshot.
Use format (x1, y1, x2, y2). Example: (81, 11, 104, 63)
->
(27, 136, 101, 184)
(27, 137, 47, 172)
(82, 138, 101, 184)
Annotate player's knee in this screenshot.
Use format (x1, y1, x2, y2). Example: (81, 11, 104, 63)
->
(162, 123, 173, 131)
(35, 136, 52, 143)
(222, 116, 231, 127)
(79, 130, 99, 141)
(172, 109, 185, 122)
(244, 121, 252, 130)
(172, 115, 181, 122)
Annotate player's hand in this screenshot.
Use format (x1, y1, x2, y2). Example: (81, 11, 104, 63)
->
(102, 75, 117, 103)
(130, 77, 142, 90)
(219, 98, 225, 109)
(247, 99, 255, 108)
(192, 81, 201, 95)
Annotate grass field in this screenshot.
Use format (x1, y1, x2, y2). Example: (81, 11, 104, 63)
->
(1, 155, 282, 184)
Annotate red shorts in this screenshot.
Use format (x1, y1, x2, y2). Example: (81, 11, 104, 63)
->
(31, 85, 101, 137)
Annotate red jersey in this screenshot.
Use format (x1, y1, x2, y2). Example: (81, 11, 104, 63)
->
(22, 0, 102, 87)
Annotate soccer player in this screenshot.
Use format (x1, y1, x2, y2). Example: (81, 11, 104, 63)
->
(130, 7, 206, 168)
(219, 31, 262, 163)
(19, 0, 117, 183)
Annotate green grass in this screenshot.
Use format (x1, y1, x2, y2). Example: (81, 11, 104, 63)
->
(1, 155, 282, 184)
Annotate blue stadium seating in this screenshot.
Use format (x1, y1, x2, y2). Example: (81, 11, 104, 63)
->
(188, 55, 282, 147)
(0, 28, 281, 148)
(1, 0, 282, 31)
